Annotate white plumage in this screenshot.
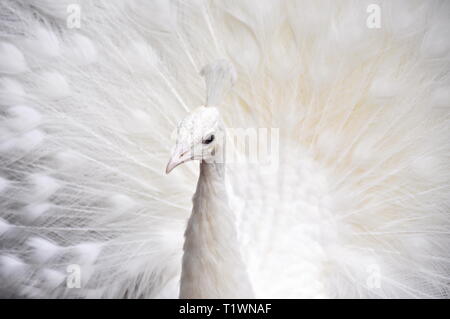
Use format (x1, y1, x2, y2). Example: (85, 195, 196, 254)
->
(0, 0, 449, 298)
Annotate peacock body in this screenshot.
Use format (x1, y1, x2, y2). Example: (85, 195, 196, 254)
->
(0, 0, 449, 298)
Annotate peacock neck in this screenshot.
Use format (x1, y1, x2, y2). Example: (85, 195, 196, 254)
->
(179, 158, 254, 298)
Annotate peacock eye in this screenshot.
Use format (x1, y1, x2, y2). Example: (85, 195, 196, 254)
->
(202, 134, 215, 145)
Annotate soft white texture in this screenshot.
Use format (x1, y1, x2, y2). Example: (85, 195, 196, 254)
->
(0, 42, 28, 74)
(20, 26, 61, 59)
(0, 78, 26, 105)
(0, 0, 449, 298)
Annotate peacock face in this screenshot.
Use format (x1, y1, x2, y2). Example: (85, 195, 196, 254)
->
(166, 106, 222, 173)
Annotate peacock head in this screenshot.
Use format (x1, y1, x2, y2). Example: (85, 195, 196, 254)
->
(165, 106, 224, 174)
(166, 60, 235, 174)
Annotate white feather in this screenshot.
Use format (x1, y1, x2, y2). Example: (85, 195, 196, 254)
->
(432, 86, 450, 109)
(0, 177, 10, 193)
(27, 237, 62, 263)
(0, 129, 45, 152)
(0, 78, 26, 105)
(0, 42, 28, 74)
(0, 218, 11, 236)
(27, 174, 60, 202)
(421, 23, 450, 58)
(49, 151, 86, 175)
(35, 72, 71, 100)
(0, 255, 26, 278)
(17, 130, 46, 152)
(21, 26, 60, 59)
(6, 106, 42, 132)
(27, 0, 80, 20)
(21, 202, 53, 223)
(39, 268, 66, 289)
(66, 34, 98, 65)
(73, 243, 102, 265)
(109, 194, 136, 214)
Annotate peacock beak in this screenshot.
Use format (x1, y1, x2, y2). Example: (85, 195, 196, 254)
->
(166, 145, 191, 174)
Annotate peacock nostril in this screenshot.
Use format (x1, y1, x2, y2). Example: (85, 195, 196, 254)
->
(166, 145, 194, 174)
